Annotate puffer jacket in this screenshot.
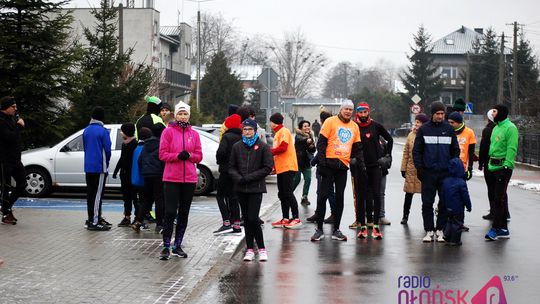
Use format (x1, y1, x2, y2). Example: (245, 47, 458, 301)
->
(229, 138, 274, 193)
(441, 158, 472, 215)
(216, 128, 242, 173)
(412, 120, 460, 171)
(159, 124, 202, 183)
(400, 130, 421, 193)
(294, 131, 316, 169)
(140, 137, 164, 177)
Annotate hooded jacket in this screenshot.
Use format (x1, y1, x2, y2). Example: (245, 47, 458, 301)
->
(441, 158, 472, 215)
(0, 112, 23, 163)
(159, 123, 203, 183)
(140, 137, 164, 177)
(488, 118, 518, 171)
(412, 119, 460, 171)
(83, 120, 112, 173)
(216, 127, 242, 173)
(294, 131, 316, 169)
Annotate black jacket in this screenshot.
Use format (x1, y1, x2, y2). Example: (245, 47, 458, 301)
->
(139, 137, 164, 177)
(356, 120, 393, 167)
(478, 121, 494, 169)
(413, 120, 460, 171)
(0, 112, 22, 163)
(216, 128, 242, 173)
(229, 138, 274, 193)
(113, 138, 137, 177)
(294, 132, 316, 169)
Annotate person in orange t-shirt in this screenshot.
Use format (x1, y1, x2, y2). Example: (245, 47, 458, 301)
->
(269, 113, 302, 230)
(310, 100, 365, 242)
(448, 112, 477, 180)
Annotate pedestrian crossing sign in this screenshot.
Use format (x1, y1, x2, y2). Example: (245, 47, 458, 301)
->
(465, 102, 473, 114)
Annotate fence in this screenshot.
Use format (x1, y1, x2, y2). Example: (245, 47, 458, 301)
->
(517, 133, 540, 166)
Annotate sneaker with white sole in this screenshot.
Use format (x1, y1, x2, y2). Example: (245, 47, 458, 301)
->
(284, 218, 302, 229)
(436, 230, 445, 243)
(259, 249, 268, 261)
(496, 228, 510, 239)
(423, 231, 434, 242)
(331, 229, 347, 241)
(310, 229, 324, 241)
(243, 249, 255, 261)
(213, 225, 233, 235)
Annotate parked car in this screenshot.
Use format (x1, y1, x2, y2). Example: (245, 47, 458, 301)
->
(21, 124, 219, 197)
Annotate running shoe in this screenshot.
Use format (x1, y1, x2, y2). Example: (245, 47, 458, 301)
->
(496, 228, 510, 239)
(98, 218, 112, 226)
(323, 214, 335, 224)
(348, 221, 360, 229)
(271, 219, 290, 228)
(213, 225, 233, 235)
(87, 222, 111, 231)
(372, 225, 383, 240)
(172, 246, 188, 258)
(160, 247, 170, 260)
(284, 218, 302, 229)
(436, 230, 445, 243)
(422, 231, 434, 242)
(331, 229, 347, 241)
(310, 229, 324, 241)
(1, 213, 17, 225)
(118, 217, 131, 227)
(357, 226, 368, 239)
(485, 228, 497, 241)
(243, 249, 255, 261)
(259, 249, 268, 262)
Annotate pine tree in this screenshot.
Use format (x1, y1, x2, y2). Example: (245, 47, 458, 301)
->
(199, 51, 244, 121)
(516, 32, 540, 115)
(69, 0, 152, 131)
(400, 25, 443, 110)
(0, 0, 83, 148)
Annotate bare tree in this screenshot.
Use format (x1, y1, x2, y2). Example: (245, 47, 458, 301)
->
(267, 30, 328, 98)
(192, 12, 238, 66)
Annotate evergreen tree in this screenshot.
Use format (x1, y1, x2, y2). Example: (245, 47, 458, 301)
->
(350, 88, 409, 129)
(199, 51, 244, 121)
(0, 0, 83, 148)
(516, 32, 540, 115)
(69, 0, 152, 131)
(400, 25, 443, 110)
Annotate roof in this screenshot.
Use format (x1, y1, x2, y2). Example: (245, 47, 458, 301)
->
(191, 65, 263, 81)
(431, 26, 512, 55)
(160, 26, 181, 36)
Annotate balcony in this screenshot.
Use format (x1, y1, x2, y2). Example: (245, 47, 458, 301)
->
(161, 68, 191, 90)
(441, 77, 465, 89)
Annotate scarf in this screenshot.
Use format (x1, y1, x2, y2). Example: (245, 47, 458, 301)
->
(355, 114, 373, 127)
(176, 120, 190, 128)
(242, 133, 259, 148)
(454, 122, 465, 134)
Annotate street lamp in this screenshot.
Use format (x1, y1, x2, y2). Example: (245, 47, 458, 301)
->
(184, 0, 218, 111)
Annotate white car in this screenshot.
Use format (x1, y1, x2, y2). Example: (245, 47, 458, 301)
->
(21, 124, 219, 197)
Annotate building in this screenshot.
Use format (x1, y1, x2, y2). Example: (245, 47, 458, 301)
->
(280, 97, 345, 131)
(63, 2, 192, 104)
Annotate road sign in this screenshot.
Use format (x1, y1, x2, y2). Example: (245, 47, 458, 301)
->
(465, 102, 473, 114)
(410, 104, 422, 114)
(257, 67, 279, 91)
(259, 90, 279, 110)
(411, 94, 422, 105)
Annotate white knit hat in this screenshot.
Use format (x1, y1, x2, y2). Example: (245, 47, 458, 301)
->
(175, 101, 191, 115)
(340, 99, 354, 110)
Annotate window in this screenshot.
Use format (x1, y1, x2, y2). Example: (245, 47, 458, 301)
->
(64, 135, 83, 152)
(441, 92, 453, 105)
(185, 43, 191, 59)
(115, 129, 124, 150)
(445, 39, 454, 45)
(440, 66, 458, 79)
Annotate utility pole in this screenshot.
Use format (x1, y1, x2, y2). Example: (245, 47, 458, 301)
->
(512, 21, 518, 115)
(118, 3, 123, 55)
(497, 33, 505, 104)
(465, 52, 470, 103)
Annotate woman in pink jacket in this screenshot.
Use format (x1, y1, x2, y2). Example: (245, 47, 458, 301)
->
(158, 101, 202, 260)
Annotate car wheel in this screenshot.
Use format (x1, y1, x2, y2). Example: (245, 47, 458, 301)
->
(25, 167, 52, 198)
(195, 165, 214, 196)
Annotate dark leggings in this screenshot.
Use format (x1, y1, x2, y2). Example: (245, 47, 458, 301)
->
(316, 168, 347, 231)
(216, 172, 240, 224)
(0, 161, 25, 214)
(238, 192, 264, 250)
(163, 182, 196, 248)
(277, 171, 299, 219)
(353, 166, 382, 225)
(403, 192, 414, 218)
(136, 176, 164, 226)
(120, 174, 138, 217)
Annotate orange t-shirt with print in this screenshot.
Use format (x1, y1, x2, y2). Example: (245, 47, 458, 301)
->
(273, 127, 298, 174)
(320, 116, 361, 167)
(457, 126, 477, 169)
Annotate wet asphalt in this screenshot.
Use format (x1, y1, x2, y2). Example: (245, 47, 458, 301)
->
(193, 145, 540, 304)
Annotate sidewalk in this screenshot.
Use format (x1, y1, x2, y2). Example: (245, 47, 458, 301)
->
(0, 183, 279, 304)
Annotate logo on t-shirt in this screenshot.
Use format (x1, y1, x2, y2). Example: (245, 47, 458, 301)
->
(338, 128, 352, 144)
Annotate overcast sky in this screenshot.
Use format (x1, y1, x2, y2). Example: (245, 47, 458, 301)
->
(67, 0, 540, 69)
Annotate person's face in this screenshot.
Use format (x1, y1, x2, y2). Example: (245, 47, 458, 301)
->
(448, 119, 460, 129)
(243, 126, 255, 138)
(415, 119, 423, 130)
(340, 106, 353, 119)
(160, 108, 171, 118)
(491, 108, 498, 119)
(432, 111, 445, 123)
(357, 109, 369, 121)
(2, 103, 17, 116)
(176, 110, 189, 123)
(301, 122, 311, 133)
(269, 121, 277, 129)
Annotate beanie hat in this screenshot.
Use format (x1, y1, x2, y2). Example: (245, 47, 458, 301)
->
(453, 98, 466, 112)
(91, 106, 105, 121)
(356, 102, 370, 112)
(145, 96, 162, 105)
(139, 127, 152, 140)
(492, 104, 509, 123)
(228, 104, 239, 116)
(340, 99, 354, 110)
(415, 113, 429, 124)
(121, 123, 135, 137)
(224, 114, 242, 129)
(320, 111, 332, 123)
(430, 101, 446, 115)
(160, 103, 172, 111)
(242, 118, 258, 132)
(269, 112, 284, 125)
(487, 109, 495, 122)
(0, 97, 15, 110)
(174, 101, 191, 116)
(448, 111, 463, 124)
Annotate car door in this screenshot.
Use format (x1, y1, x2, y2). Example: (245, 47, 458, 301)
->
(54, 132, 86, 186)
(106, 126, 122, 187)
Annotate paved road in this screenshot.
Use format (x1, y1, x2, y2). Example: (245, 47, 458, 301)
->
(194, 144, 540, 304)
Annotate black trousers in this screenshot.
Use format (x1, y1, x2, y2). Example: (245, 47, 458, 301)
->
(0, 161, 25, 214)
(277, 170, 299, 219)
(483, 168, 496, 214)
(163, 182, 195, 248)
(486, 169, 512, 229)
(238, 192, 264, 250)
(136, 176, 164, 226)
(120, 173, 138, 217)
(421, 170, 448, 232)
(86, 172, 107, 225)
(216, 172, 240, 224)
(316, 168, 347, 231)
(352, 166, 383, 225)
(403, 192, 415, 218)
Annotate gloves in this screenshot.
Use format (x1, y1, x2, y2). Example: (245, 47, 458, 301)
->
(416, 168, 424, 182)
(465, 167, 473, 180)
(499, 166, 513, 179)
(177, 151, 190, 160)
(401, 171, 406, 178)
(377, 154, 392, 170)
(478, 164, 483, 171)
(112, 173, 117, 179)
(466, 207, 472, 212)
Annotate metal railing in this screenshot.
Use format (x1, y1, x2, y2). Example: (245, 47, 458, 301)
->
(161, 68, 191, 90)
(517, 133, 540, 166)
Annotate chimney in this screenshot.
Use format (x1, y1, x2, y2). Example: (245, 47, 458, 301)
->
(474, 28, 484, 35)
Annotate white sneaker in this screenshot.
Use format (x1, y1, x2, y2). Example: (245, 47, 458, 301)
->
(422, 231, 434, 242)
(436, 230, 445, 243)
(243, 249, 255, 262)
(259, 249, 268, 262)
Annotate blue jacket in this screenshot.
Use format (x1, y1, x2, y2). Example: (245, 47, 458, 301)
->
(83, 120, 111, 173)
(412, 120, 460, 171)
(441, 158, 472, 215)
(131, 142, 144, 187)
